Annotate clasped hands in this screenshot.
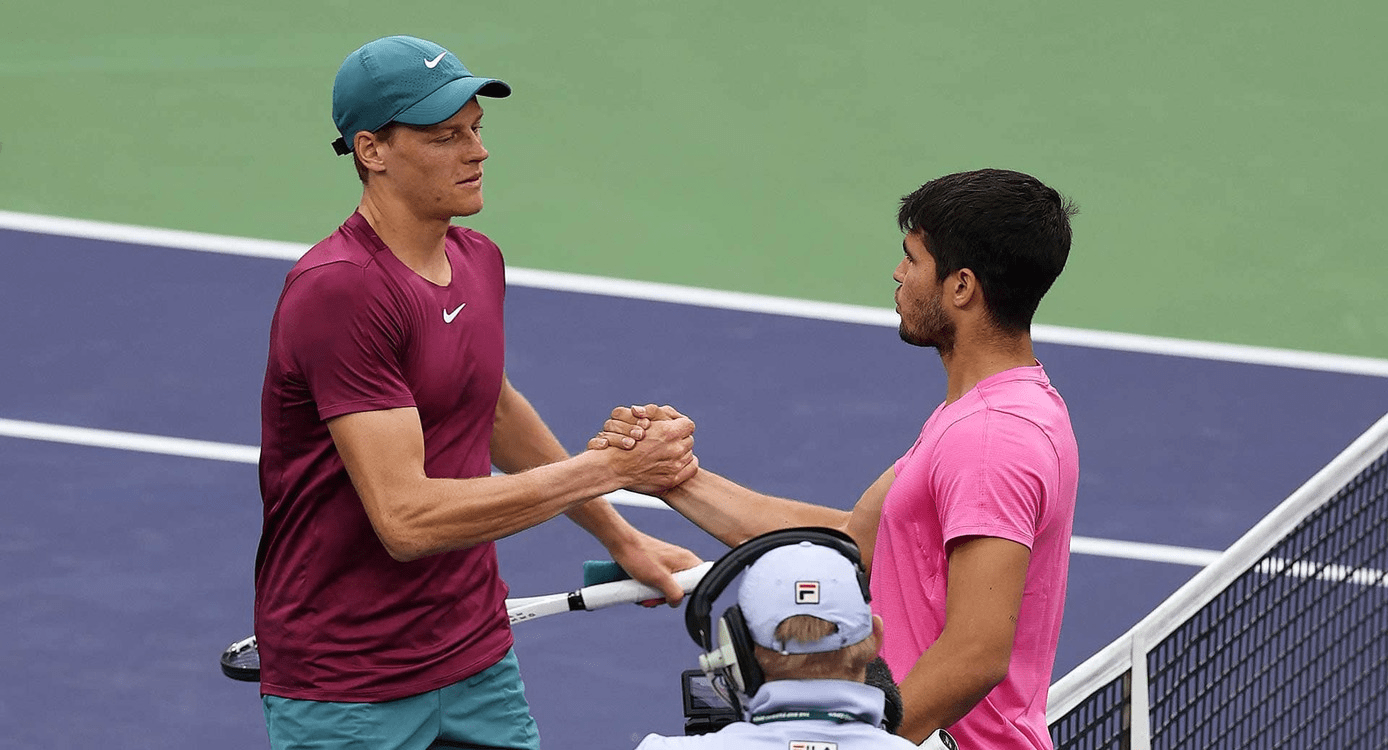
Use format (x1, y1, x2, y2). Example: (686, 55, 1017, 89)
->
(587, 404, 697, 496)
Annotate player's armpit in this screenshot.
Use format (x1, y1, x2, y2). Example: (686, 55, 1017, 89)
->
(843, 466, 896, 573)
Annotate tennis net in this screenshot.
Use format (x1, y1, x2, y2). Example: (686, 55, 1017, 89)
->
(1047, 412, 1388, 749)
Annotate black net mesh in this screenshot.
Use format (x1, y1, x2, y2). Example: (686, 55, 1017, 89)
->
(1049, 445, 1388, 749)
(1049, 672, 1130, 749)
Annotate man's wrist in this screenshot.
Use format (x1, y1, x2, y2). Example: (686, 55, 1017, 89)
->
(571, 446, 627, 492)
(657, 469, 701, 505)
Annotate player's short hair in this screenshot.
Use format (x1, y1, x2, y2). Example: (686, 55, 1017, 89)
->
(754, 615, 878, 682)
(898, 168, 1078, 333)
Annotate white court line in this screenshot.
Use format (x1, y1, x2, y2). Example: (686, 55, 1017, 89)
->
(1069, 536, 1219, 568)
(0, 417, 261, 464)
(1, 417, 1217, 565)
(4, 210, 1388, 377)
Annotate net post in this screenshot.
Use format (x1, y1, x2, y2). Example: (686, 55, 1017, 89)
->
(1128, 636, 1151, 750)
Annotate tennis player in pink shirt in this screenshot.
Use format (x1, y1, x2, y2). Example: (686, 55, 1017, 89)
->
(596, 169, 1080, 748)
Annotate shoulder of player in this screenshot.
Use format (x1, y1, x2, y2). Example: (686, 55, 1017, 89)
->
(281, 256, 375, 305)
(281, 225, 385, 295)
(953, 375, 1069, 436)
(934, 407, 1055, 459)
(296, 219, 386, 270)
(276, 257, 416, 336)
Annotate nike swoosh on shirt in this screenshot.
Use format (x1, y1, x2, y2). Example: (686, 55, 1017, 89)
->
(443, 303, 466, 323)
(424, 52, 447, 69)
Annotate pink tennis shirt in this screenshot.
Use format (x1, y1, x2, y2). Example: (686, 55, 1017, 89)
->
(872, 364, 1079, 749)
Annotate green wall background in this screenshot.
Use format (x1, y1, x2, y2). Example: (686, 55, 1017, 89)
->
(4, 1, 1385, 358)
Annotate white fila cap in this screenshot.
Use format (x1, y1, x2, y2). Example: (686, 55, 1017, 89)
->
(737, 541, 873, 654)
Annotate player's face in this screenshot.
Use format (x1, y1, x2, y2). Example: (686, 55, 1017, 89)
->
(381, 99, 489, 218)
(893, 231, 955, 351)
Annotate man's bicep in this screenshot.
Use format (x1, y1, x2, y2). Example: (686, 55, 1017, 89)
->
(327, 407, 428, 520)
(944, 536, 1030, 657)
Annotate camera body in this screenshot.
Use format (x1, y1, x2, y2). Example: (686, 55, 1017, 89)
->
(680, 669, 739, 735)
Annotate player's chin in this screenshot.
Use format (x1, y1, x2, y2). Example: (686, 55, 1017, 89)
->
(897, 325, 931, 349)
(452, 194, 484, 217)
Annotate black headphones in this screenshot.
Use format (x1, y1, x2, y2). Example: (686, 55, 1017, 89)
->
(683, 527, 870, 713)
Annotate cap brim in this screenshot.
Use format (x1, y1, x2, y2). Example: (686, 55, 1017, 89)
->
(394, 77, 511, 127)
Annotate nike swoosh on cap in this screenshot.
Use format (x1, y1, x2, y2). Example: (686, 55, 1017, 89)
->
(424, 52, 447, 69)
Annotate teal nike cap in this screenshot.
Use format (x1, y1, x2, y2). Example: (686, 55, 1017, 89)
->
(331, 35, 511, 156)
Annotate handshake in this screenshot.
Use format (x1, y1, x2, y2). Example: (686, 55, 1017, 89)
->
(585, 404, 698, 497)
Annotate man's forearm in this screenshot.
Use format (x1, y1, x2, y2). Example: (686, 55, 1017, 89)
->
(340, 380, 692, 559)
(489, 379, 613, 526)
(352, 448, 634, 560)
(488, 380, 661, 549)
(895, 637, 1006, 743)
(661, 469, 848, 547)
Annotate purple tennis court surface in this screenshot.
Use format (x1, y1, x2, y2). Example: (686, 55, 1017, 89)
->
(3, 229, 1387, 748)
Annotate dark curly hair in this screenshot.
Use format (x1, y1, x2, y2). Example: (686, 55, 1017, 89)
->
(898, 169, 1078, 333)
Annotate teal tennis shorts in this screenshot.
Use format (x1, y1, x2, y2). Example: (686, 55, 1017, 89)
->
(263, 649, 540, 750)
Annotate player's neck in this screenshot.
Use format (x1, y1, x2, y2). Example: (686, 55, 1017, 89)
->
(357, 191, 453, 285)
(938, 330, 1036, 404)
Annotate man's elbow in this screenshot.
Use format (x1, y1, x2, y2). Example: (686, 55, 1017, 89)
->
(360, 483, 448, 561)
(368, 500, 444, 562)
(951, 638, 1011, 694)
(375, 524, 431, 562)
(972, 646, 1011, 692)
(979, 658, 1009, 692)
(372, 514, 485, 562)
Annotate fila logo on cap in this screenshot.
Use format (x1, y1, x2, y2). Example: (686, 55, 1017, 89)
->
(795, 581, 820, 604)
(790, 742, 838, 750)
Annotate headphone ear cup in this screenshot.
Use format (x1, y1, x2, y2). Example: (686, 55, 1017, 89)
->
(721, 606, 764, 698)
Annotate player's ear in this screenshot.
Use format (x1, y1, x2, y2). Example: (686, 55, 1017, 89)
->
(950, 268, 979, 309)
(870, 614, 885, 653)
(356, 132, 388, 175)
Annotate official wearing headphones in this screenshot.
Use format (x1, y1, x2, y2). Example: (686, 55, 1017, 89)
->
(635, 528, 957, 749)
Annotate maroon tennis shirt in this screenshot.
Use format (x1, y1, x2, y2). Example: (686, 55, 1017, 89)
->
(255, 213, 512, 701)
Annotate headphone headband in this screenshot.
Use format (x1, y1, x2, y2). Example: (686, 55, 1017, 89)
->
(684, 527, 868, 650)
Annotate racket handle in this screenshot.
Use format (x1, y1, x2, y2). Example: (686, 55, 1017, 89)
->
(580, 561, 714, 610)
(670, 560, 715, 589)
